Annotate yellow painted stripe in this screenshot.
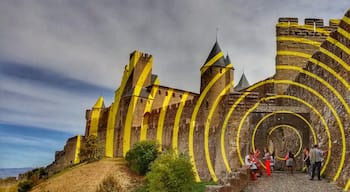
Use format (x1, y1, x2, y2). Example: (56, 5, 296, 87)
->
(105, 51, 142, 157)
(276, 22, 331, 35)
(277, 36, 350, 71)
(236, 93, 332, 175)
(343, 16, 350, 26)
(123, 59, 152, 156)
(309, 58, 350, 90)
(74, 135, 81, 164)
(277, 51, 350, 90)
(278, 65, 349, 180)
(268, 125, 303, 160)
(190, 65, 232, 181)
(345, 178, 350, 191)
(241, 77, 347, 178)
(140, 78, 160, 141)
(172, 92, 189, 154)
(254, 124, 304, 168)
(327, 37, 350, 57)
(329, 19, 340, 25)
(200, 52, 224, 74)
(90, 108, 102, 136)
(204, 81, 233, 181)
(320, 47, 350, 71)
(157, 88, 173, 151)
(105, 101, 116, 157)
(338, 27, 350, 40)
(221, 76, 331, 176)
(251, 110, 317, 160)
(277, 50, 311, 59)
(277, 36, 321, 47)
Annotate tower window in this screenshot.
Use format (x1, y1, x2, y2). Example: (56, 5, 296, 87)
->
(158, 90, 161, 95)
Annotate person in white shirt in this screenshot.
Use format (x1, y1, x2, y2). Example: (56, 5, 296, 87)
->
(245, 152, 258, 180)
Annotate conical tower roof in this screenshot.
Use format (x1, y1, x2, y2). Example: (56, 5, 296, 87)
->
(225, 54, 232, 66)
(200, 41, 226, 74)
(234, 73, 250, 91)
(93, 96, 105, 108)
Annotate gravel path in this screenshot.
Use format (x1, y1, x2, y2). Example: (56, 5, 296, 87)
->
(243, 172, 344, 192)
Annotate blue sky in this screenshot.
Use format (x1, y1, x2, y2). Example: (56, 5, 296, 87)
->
(0, 0, 349, 168)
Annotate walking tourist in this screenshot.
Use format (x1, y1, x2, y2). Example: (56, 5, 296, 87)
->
(253, 149, 263, 177)
(245, 152, 258, 180)
(310, 144, 327, 180)
(285, 151, 295, 174)
(303, 147, 311, 176)
(270, 151, 275, 171)
(263, 147, 271, 176)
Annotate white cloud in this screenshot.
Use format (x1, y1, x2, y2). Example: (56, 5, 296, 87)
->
(0, 0, 349, 133)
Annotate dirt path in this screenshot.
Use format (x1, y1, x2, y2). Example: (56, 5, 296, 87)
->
(31, 158, 142, 192)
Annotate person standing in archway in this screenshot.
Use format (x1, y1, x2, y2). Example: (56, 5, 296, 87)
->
(253, 149, 263, 177)
(285, 151, 295, 174)
(303, 147, 311, 176)
(263, 147, 271, 176)
(310, 144, 327, 180)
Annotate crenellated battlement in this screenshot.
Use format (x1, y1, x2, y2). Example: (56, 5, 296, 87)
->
(277, 17, 340, 27)
(140, 52, 152, 60)
(278, 17, 298, 23)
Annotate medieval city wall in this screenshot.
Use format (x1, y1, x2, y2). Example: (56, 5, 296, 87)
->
(48, 9, 350, 190)
(284, 12, 350, 186)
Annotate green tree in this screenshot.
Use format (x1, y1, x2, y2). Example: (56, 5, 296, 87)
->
(145, 151, 196, 192)
(80, 135, 103, 162)
(125, 140, 159, 175)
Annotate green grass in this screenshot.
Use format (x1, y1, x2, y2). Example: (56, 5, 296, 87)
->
(0, 184, 17, 192)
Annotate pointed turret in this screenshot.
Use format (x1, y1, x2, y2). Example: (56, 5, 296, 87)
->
(235, 73, 250, 91)
(200, 41, 226, 74)
(93, 96, 105, 109)
(88, 96, 105, 136)
(225, 54, 232, 66)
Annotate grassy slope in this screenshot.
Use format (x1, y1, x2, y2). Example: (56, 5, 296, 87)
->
(0, 185, 17, 192)
(31, 158, 143, 192)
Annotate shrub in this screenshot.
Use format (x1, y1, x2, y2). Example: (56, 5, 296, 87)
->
(18, 180, 34, 192)
(145, 151, 196, 192)
(125, 140, 159, 175)
(96, 175, 122, 192)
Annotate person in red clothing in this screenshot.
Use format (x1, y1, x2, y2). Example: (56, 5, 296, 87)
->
(253, 149, 263, 177)
(263, 147, 271, 176)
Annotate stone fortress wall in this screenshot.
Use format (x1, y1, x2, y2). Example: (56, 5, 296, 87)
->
(48, 9, 350, 190)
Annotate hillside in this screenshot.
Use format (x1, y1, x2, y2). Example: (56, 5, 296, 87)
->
(31, 158, 143, 192)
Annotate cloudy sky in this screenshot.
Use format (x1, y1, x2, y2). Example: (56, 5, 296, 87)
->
(0, 0, 349, 169)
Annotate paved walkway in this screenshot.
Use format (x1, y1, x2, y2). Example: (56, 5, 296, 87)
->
(243, 172, 343, 192)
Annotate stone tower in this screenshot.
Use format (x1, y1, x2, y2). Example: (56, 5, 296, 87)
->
(274, 17, 339, 94)
(200, 42, 234, 127)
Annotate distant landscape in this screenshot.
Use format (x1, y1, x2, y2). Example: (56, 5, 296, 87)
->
(0, 168, 33, 178)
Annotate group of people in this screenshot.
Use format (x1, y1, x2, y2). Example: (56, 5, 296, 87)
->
(303, 144, 327, 180)
(245, 144, 327, 181)
(245, 147, 275, 180)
